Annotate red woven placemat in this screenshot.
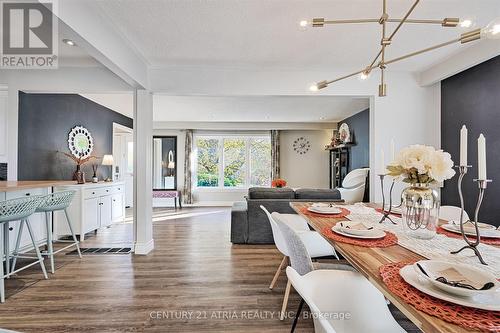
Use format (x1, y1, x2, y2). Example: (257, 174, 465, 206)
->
(299, 206, 350, 219)
(322, 226, 398, 248)
(437, 226, 500, 246)
(380, 261, 500, 333)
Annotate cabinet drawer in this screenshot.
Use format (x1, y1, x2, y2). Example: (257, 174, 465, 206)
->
(112, 185, 124, 193)
(6, 188, 46, 200)
(84, 187, 113, 199)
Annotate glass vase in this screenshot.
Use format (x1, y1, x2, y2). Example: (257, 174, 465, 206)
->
(401, 183, 440, 239)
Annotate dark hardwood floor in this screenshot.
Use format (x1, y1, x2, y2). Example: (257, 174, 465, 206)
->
(0, 207, 418, 333)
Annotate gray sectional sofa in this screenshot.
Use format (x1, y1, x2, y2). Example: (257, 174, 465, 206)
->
(231, 187, 342, 244)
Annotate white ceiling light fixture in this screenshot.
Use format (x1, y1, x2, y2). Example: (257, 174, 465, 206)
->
(62, 38, 77, 46)
(304, 0, 498, 97)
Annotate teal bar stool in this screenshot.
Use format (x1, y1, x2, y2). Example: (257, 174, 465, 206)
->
(37, 191, 81, 273)
(0, 195, 47, 303)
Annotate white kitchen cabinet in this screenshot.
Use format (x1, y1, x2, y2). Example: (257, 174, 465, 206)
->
(54, 182, 125, 241)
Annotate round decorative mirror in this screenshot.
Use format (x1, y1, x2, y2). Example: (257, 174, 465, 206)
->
(68, 125, 94, 159)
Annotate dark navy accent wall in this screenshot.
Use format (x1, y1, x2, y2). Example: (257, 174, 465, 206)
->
(441, 55, 500, 226)
(18, 92, 133, 181)
(338, 108, 370, 171)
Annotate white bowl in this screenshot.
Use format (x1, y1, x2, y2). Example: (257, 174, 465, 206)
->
(414, 260, 499, 298)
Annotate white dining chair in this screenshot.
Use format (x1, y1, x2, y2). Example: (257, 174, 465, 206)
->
(439, 205, 470, 223)
(261, 206, 348, 320)
(337, 168, 370, 204)
(276, 218, 404, 333)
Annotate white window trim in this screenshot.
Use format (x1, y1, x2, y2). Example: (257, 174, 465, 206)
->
(193, 133, 271, 190)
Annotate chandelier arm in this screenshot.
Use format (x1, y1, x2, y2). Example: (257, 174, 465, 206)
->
(325, 66, 379, 85)
(368, 49, 383, 69)
(385, 38, 461, 66)
(387, 0, 420, 41)
(322, 19, 380, 24)
(388, 18, 444, 25)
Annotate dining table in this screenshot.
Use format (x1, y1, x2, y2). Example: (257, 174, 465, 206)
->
(290, 201, 499, 333)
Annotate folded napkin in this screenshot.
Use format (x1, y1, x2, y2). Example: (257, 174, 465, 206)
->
(435, 267, 494, 290)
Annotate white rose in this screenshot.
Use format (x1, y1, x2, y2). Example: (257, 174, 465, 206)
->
(394, 145, 434, 174)
(428, 150, 456, 182)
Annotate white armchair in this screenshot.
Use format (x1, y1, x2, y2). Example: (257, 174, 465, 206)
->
(337, 168, 370, 204)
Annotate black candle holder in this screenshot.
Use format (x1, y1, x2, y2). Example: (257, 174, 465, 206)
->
(450, 165, 490, 265)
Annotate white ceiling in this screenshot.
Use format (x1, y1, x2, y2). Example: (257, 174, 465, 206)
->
(92, 0, 500, 72)
(153, 95, 369, 123)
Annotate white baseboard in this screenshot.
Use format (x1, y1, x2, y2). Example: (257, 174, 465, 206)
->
(134, 238, 154, 255)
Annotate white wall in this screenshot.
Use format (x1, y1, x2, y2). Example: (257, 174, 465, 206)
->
(0, 67, 132, 180)
(280, 130, 332, 189)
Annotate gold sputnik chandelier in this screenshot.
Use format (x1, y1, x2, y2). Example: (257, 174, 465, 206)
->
(304, 0, 500, 96)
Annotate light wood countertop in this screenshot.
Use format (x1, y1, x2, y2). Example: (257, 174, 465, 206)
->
(0, 180, 77, 192)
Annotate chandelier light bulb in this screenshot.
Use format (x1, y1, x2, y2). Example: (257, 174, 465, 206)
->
(358, 71, 371, 81)
(309, 83, 319, 92)
(482, 17, 500, 39)
(299, 20, 309, 31)
(459, 18, 475, 28)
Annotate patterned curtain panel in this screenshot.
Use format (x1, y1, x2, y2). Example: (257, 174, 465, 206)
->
(271, 130, 280, 180)
(183, 129, 194, 204)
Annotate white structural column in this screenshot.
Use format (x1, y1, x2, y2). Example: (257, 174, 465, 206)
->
(133, 89, 154, 255)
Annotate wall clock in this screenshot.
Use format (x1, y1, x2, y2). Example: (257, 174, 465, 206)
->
(68, 125, 94, 159)
(293, 137, 311, 155)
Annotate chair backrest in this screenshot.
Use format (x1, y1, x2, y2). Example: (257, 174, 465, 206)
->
(273, 214, 314, 276)
(36, 190, 76, 212)
(0, 195, 42, 223)
(342, 168, 369, 189)
(439, 205, 470, 222)
(260, 205, 289, 256)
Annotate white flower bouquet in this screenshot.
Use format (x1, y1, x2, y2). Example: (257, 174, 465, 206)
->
(386, 144, 456, 184)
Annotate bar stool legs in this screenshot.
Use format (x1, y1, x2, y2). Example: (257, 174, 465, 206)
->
(42, 208, 81, 274)
(10, 219, 48, 280)
(65, 209, 82, 258)
(45, 212, 55, 274)
(25, 220, 48, 279)
(3, 223, 9, 279)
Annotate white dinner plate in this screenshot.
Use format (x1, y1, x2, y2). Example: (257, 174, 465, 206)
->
(331, 225, 386, 239)
(308, 206, 342, 215)
(441, 224, 500, 239)
(399, 265, 500, 311)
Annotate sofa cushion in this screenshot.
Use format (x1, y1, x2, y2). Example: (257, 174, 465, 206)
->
(294, 188, 341, 200)
(248, 187, 295, 200)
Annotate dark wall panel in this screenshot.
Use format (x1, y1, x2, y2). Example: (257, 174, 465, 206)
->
(18, 93, 133, 181)
(441, 55, 500, 226)
(338, 108, 370, 171)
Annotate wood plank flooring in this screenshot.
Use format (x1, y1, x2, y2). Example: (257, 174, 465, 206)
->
(0, 208, 312, 332)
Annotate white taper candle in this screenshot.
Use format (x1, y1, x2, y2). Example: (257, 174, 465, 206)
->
(478, 134, 487, 180)
(460, 125, 467, 166)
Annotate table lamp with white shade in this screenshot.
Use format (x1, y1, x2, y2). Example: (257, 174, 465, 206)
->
(102, 154, 114, 182)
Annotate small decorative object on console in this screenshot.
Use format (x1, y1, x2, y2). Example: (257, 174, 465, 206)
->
(271, 178, 287, 188)
(91, 164, 99, 183)
(338, 123, 350, 143)
(61, 151, 98, 184)
(387, 145, 456, 239)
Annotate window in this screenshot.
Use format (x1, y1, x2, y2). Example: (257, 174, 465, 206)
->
(195, 134, 271, 188)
